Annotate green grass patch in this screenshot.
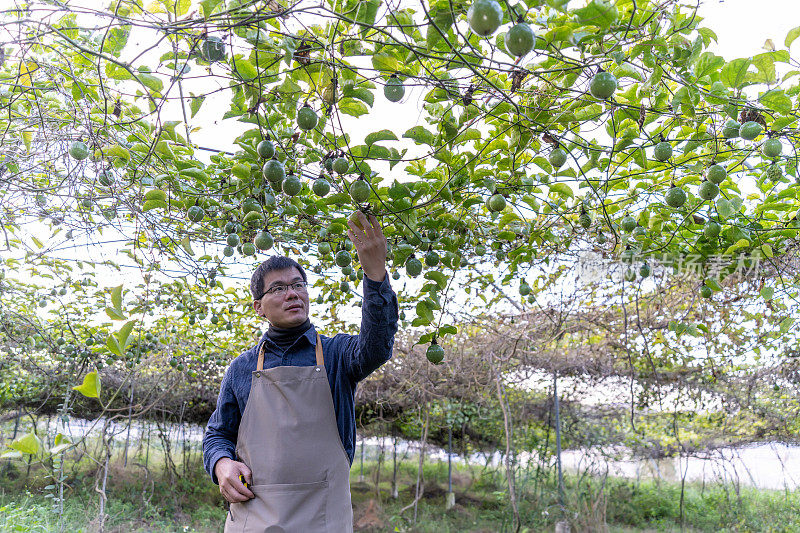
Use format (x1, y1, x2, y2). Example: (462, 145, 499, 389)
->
(1, 433, 800, 532)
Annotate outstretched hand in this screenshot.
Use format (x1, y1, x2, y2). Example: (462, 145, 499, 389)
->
(347, 211, 387, 282)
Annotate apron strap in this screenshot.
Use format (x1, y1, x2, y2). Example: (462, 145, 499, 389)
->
(315, 333, 324, 366)
(257, 341, 265, 372)
(255, 332, 324, 371)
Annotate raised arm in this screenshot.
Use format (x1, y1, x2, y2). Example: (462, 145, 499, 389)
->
(344, 211, 399, 383)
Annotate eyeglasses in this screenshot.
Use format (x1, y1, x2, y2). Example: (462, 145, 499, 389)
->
(257, 281, 308, 299)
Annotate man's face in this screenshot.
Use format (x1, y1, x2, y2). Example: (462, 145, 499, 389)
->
(253, 267, 310, 328)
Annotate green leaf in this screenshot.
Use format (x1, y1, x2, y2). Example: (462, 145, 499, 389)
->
(50, 434, 72, 455)
(50, 442, 72, 455)
(180, 235, 195, 256)
(138, 72, 163, 93)
(403, 125, 436, 146)
(438, 324, 457, 336)
(365, 129, 398, 145)
(104, 144, 131, 163)
(233, 59, 258, 80)
(611, 63, 642, 81)
(716, 198, 735, 219)
(574, 0, 619, 29)
(759, 89, 792, 114)
(172, 0, 191, 16)
(786, 26, 800, 49)
(426, 7, 454, 51)
(371, 52, 402, 74)
(200, 0, 223, 19)
(424, 271, 448, 290)
(106, 63, 132, 80)
(106, 334, 123, 357)
(105, 25, 130, 56)
(111, 285, 122, 310)
(190, 95, 205, 118)
(105, 307, 127, 320)
(694, 52, 725, 79)
(0, 450, 22, 459)
(760, 286, 774, 301)
(21, 130, 33, 151)
(355, 0, 381, 38)
(549, 183, 574, 199)
(338, 98, 369, 117)
(117, 320, 136, 351)
(720, 58, 751, 88)
(9, 432, 39, 455)
(342, 86, 374, 107)
(780, 317, 795, 334)
(724, 239, 751, 255)
(750, 52, 780, 84)
(415, 301, 434, 324)
(72, 371, 100, 399)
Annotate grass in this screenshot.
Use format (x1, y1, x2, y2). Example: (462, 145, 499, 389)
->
(1, 430, 800, 532)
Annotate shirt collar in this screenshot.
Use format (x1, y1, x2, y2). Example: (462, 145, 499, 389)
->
(256, 322, 318, 354)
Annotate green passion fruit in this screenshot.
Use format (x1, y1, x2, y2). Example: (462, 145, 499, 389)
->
(262, 160, 285, 183)
(282, 175, 302, 196)
(257, 139, 275, 159)
(350, 180, 371, 203)
(700, 284, 712, 299)
(707, 164, 726, 184)
(739, 121, 763, 141)
(653, 141, 673, 162)
(698, 180, 719, 201)
(665, 186, 687, 208)
(549, 148, 567, 169)
(620, 215, 637, 232)
(505, 23, 536, 57)
(384, 75, 405, 102)
(703, 220, 721, 239)
(335, 250, 352, 267)
(312, 178, 330, 197)
(187, 205, 205, 222)
(254, 231, 274, 250)
(762, 138, 782, 158)
(722, 120, 740, 139)
(424, 250, 440, 267)
(426, 343, 445, 364)
(297, 106, 318, 131)
(406, 257, 423, 277)
(589, 71, 617, 99)
(201, 36, 226, 63)
(467, 0, 503, 37)
(69, 141, 89, 160)
(487, 193, 506, 212)
(332, 157, 349, 175)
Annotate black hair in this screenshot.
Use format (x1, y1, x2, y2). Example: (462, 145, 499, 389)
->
(250, 256, 307, 300)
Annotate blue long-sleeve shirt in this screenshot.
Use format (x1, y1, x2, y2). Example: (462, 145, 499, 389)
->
(202, 273, 398, 485)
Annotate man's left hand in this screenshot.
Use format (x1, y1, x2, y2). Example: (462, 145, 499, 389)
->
(347, 211, 387, 282)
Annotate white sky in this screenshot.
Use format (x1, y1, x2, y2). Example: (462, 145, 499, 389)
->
(697, 0, 800, 58)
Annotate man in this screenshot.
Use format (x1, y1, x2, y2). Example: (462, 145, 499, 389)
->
(202, 211, 398, 532)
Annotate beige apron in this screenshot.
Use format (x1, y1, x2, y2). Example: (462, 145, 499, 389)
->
(224, 334, 353, 533)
